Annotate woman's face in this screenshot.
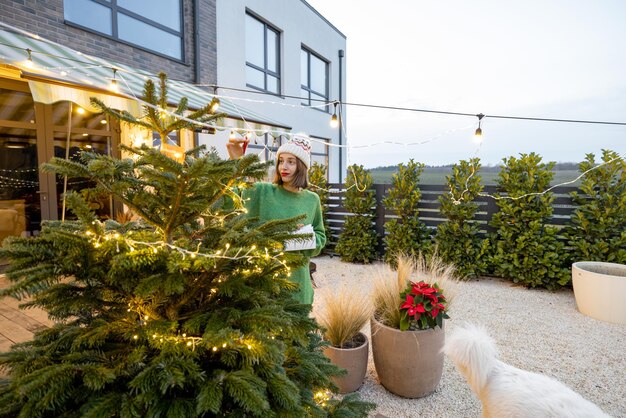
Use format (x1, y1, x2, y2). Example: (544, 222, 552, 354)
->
(278, 153, 299, 184)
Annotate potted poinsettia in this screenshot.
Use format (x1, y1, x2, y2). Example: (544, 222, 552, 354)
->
(399, 280, 449, 331)
(371, 254, 458, 398)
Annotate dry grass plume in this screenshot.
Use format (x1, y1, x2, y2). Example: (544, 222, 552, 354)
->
(317, 285, 373, 348)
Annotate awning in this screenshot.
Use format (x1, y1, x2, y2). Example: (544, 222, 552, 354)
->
(0, 26, 290, 137)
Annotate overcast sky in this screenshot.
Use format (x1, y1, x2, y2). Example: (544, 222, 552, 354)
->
(306, 0, 626, 168)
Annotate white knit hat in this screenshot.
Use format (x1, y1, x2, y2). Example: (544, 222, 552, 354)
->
(276, 136, 312, 170)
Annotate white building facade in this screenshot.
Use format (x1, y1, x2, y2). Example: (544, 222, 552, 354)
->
(205, 0, 347, 182)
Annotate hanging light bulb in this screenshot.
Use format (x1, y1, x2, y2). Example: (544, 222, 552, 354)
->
(109, 68, 118, 92)
(211, 86, 220, 112)
(473, 113, 485, 142)
(24, 48, 35, 69)
(330, 101, 339, 128)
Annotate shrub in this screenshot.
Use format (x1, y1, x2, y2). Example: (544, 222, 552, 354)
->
(489, 153, 569, 289)
(309, 162, 333, 253)
(335, 165, 378, 263)
(435, 158, 489, 278)
(382, 159, 430, 267)
(564, 149, 626, 264)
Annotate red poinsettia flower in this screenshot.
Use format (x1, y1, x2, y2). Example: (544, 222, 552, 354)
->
(411, 281, 435, 295)
(400, 294, 415, 310)
(399, 280, 449, 331)
(431, 302, 446, 318)
(407, 302, 425, 318)
(425, 293, 439, 304)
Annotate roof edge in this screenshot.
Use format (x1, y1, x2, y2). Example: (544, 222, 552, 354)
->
(299, 0, 346, 39)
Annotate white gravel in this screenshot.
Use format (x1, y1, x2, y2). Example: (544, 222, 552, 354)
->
(311, 256, 626, 418)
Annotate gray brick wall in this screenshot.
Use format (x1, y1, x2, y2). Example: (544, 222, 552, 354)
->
(0, 0, 217, 85)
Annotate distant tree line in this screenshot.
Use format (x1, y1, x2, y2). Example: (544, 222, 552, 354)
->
(369, 161, 580, 173)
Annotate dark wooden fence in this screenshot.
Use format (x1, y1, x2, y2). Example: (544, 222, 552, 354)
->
(325, 183, 579, 254)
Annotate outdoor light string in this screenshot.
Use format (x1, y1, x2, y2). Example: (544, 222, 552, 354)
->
(3, 23, 625, 202)
(3, 26, 626, 128)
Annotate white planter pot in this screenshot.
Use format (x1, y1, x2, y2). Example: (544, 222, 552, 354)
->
(572, 262, 626, 325)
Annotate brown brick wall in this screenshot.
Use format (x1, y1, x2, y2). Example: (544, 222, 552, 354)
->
(0, 0, 217, 84)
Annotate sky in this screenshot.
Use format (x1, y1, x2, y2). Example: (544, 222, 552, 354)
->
(305, 0, 626, 168)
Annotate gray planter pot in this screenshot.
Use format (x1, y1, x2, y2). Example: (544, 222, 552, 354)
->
(322, 332, 369, 393)
(572, 261, 626, 325)
(371, 316, 444, 398)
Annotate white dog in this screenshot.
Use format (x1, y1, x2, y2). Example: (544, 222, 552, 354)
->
(443, 323, 611, 418)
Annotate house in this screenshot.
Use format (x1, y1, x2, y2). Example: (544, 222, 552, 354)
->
(0, 0, 346, 247)
(210, 0, 347, 182)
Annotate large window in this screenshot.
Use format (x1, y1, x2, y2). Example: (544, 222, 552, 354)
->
(301, 48, 329, 112)
(64, 0, 183, 60)
(245, 13, 280, 94)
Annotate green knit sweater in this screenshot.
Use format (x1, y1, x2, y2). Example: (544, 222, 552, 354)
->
(243, 182, 326, 304)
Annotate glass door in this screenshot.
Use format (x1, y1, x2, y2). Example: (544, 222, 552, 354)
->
(0, 85, 42, 244)
(0, 79, 120, 255)
(44, 102, 115, 221)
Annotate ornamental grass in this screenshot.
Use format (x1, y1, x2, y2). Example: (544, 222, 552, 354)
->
(373, 253, 459, 329)
(317, 285, 373, 348)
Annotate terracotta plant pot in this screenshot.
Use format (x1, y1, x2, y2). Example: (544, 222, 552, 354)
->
(370, 316, 444, 398)
(572, 261, 626, 325)
(322, 332, 369, 393)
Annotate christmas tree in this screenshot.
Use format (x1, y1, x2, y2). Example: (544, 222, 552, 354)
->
(0, 74, 374, 417)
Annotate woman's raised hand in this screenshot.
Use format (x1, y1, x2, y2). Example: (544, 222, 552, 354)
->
(226, 137, 250, 160)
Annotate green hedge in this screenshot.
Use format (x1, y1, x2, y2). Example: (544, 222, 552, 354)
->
(382, 159, 430, 267)
(335, 164, 378, 263)
(564, 150, 626, 264)
(435, 158, 489, 278)
(488, 153, 569, 289)
(308, 162, 333, 253)
(326, 150, 625, 289)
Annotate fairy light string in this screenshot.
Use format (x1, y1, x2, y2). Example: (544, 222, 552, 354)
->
(1, 22, 624, 201)
(84, 218, 294, 352)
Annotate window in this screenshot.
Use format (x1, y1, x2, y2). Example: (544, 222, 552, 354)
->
(301, 48, 329, 112)
(64, 0, 183, 60)
(245, 13, 280, 94)
(310, 136, 329, 170)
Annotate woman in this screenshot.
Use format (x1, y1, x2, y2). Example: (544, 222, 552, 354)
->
(227, 135, 326, 304)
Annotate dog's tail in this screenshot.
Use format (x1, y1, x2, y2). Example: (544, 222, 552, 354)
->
(443, 323, 499, 394)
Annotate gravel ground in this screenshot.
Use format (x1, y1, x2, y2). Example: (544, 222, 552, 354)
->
(311, 256, 626, 418)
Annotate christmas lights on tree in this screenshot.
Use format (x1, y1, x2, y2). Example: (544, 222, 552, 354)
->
(0, 73, 374, 417)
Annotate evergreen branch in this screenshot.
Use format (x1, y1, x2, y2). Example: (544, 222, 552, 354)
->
(174, 96, 188, 115)
(158, 72, 168, 111)
(90, 97, 153, 130)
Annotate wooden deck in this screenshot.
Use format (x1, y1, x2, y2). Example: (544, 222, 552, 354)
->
(0, 274, 54, 378)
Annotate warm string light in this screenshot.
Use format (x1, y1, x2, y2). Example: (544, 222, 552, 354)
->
(109, 68, 118, 92)
(4, 24, 623, 205)
(10, 38, 620, 159)
(211, 85, 220, 112)
(314, 389, 332, 406)
(449, 153, 624, 204)
(202, 90, 329, 110)
(11, 34, 621, 163)
(329, 101, 339, 128)
(3, 23, 626, 126)
(0, 174, 38, 187)
(83, 228, 291, 273)
(23, 48, 34, 68)
(474, 113, 484, 143)
(0, 167, 38, 173)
